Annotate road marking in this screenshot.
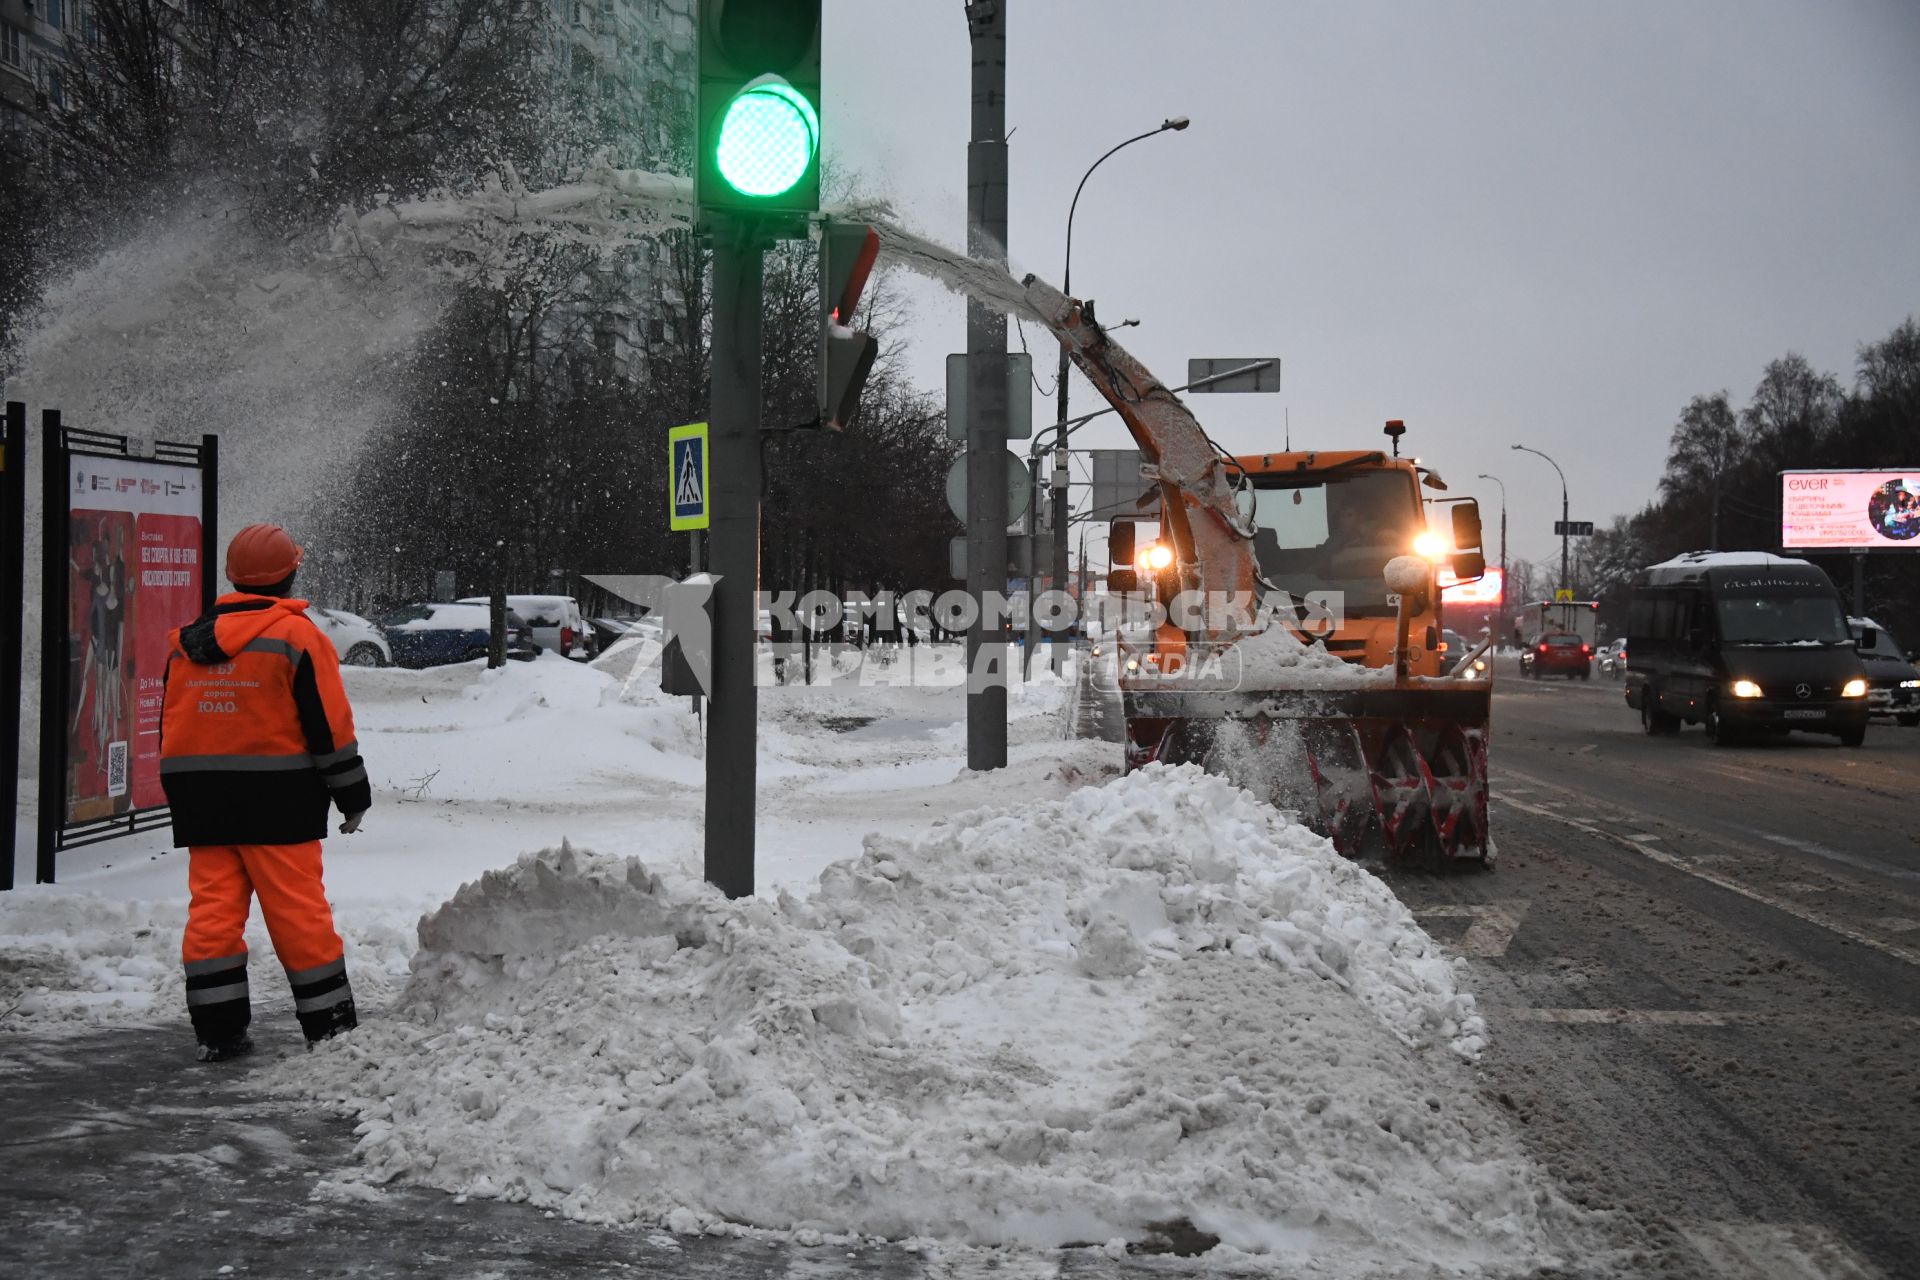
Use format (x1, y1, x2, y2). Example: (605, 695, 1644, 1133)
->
(1414, 901, 1528, 957)
(1493, 786, 1920, 970)
(1874, 917, 1920, 934)
(1498, 1007, 1730, 1026)
(1752, 830, 1920, 884)
(1681, 1221, 1882, 1280)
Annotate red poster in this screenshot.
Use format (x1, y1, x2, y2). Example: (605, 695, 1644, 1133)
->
(66, 456, 203, 823)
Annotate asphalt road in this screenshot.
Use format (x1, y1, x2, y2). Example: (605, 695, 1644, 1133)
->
(1380, 663, 1920, 1279)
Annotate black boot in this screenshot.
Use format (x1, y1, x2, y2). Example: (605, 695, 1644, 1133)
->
(195, 1034, 255, 1063)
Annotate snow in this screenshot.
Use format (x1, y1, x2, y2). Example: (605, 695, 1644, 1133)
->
(1648, 550, 1814, 570)
(1, 642, 1583, 1275)
(267, 765, 1572, 1274)
(1383, 554, 1430, 596)
(387, 603, 494, 632)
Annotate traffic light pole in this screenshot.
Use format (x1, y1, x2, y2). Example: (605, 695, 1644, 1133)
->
(965, 0, 1009, 771)
(705, 220, 765, 898)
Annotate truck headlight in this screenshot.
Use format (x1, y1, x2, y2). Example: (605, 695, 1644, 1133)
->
(1730, 679, 1764, 699)
(1841, 678, 1868, 698)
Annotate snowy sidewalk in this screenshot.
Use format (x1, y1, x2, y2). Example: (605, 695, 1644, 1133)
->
(0, 1027, 1226, 1278)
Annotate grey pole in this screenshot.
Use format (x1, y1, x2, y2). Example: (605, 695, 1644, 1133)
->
(1050, 445, 1069, 673)
(705, 221, 764, 898)
(1476, 472, 1508, 589)
(965, 0, 1009, 771)
(1853, 553, 1865, 617)
(1511, 445, 1568, 597)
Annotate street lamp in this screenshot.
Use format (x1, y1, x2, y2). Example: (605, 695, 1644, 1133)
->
(1509, 445, 1570, 598)
(1475, 473, 1508, 595)
(1027, 116, 1189, 672)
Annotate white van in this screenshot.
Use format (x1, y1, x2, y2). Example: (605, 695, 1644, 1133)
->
(458, 595, 589, 658)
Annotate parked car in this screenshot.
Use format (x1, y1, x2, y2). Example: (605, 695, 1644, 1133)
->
(379, 602, 537, 668)
(1527, 632, 1592, 679)
(1624, 551, 1867, 746)
(1848, 616, 1920, 726)
(310, 606, 392, 668)
(1597, 637, 1628, 679)
(458, 594, 590, 658)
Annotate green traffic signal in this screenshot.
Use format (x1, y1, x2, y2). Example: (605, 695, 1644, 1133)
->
(715, 74, 819, 199)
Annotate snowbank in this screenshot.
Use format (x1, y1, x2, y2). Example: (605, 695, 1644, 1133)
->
(272, 766, 1567, 1274)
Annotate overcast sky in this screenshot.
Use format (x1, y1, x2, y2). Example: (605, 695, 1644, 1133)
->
(823, 0, 1920, 568)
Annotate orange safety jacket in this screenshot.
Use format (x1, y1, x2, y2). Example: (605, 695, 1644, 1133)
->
(159, 594, 371, 847)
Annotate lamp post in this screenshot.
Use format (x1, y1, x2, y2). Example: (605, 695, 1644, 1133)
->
(1475, 472, 1507, 597)
(1028, 116, 1189, 673)
(1510, 445, 1569, 598)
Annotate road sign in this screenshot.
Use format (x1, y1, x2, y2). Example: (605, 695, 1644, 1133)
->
(1185, 357, 1281, 394)
(945, 353, 1032, 441)
(1086, 449, 1160, 521)
(1554, 588, 1575, 602)
(668, 422, 710, 531)
(1554, 520, 1594, 537)
(945, 450, 1031, 524)
(949, 534, 1032, 580)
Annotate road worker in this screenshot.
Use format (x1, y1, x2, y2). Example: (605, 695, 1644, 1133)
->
(160, 523, 370, 1062)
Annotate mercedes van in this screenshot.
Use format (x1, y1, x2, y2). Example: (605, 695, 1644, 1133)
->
(1623, 552, 1869, 746)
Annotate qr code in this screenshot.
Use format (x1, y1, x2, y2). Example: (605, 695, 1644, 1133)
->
(107, 741, 129, 797)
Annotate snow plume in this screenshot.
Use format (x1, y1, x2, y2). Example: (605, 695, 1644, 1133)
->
(276, 766, 1575, 1274)
(7, 212, 440, 522)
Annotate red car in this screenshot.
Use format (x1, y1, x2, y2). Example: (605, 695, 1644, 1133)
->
(1527, 631, 1593, 679)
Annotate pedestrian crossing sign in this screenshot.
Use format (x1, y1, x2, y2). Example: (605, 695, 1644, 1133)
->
(668, 422, 710, 531)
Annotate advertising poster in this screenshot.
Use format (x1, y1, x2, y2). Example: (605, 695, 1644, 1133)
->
(1781, 470, 1920, 550)
(65, 455, 203, 822)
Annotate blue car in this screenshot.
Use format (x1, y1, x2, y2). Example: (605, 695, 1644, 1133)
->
(378, 602, 538, 669)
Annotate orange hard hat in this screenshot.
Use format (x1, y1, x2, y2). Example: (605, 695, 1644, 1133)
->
(226, 523, 305, 587)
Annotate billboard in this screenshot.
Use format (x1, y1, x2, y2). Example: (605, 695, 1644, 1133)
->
(1440, 565, 1504, 606)
(1781, 470, 1920, 551)
(63, 454, 205, 823)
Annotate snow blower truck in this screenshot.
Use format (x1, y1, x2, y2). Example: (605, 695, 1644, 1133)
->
(1022, 277, 1494, 863)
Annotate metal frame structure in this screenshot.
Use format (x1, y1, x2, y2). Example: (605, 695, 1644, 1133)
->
(34, 411, 217, 883)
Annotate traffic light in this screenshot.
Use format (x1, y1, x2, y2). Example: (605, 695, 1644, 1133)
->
(697, 0, 822, 219)
(818, 220, 879, 431)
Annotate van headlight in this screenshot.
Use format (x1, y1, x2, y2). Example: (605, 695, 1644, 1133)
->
(1841, 678, 1868, 698)
(1730, 679, 1764, 699)
(1901, 679, 1920, 689)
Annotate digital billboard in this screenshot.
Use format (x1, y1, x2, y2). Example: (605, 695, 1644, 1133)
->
(1781, 470, 1920, 551)
(1440, 565, 1504, 606)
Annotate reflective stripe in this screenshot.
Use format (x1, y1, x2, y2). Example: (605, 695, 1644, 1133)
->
(324, 765, 368, 789)
(285, 957, 346, 986)
(241, 638, 300, 661)
(186, 981, 250, 1007)
(183, 953, 248, 978)
(161, 753, 314, 774)
(312, 741, 360, 767)
(295, 986, 353, 1014)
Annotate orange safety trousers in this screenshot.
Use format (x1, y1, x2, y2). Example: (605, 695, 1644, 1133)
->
(182, 841, 356, 1047)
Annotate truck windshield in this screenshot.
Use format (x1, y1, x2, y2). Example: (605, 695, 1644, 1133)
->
(1250, 470, 1421, 615)
(1715, 594, 1850, 645)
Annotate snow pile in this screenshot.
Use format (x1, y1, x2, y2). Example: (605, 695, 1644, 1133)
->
(274, 766, 1567, 1274)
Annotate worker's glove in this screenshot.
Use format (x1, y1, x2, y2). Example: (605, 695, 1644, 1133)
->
(339, 810, 367, 835)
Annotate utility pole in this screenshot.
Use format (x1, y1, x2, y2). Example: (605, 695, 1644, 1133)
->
(965, 0, 1008, 770)
(1050, 445, 1069, 673)
(704, 223, 764, 899)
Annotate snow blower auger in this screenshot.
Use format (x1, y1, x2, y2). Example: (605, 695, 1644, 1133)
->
(1021, 276, 1495, 863)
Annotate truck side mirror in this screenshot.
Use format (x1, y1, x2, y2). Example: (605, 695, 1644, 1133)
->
(1109, 521, 1136, 566)
(1855, 627, 1877, 651)
(1451, 500, 1484, 552)
(1451, 550, 1486, 581)
(1108, 567, 1140, 593)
